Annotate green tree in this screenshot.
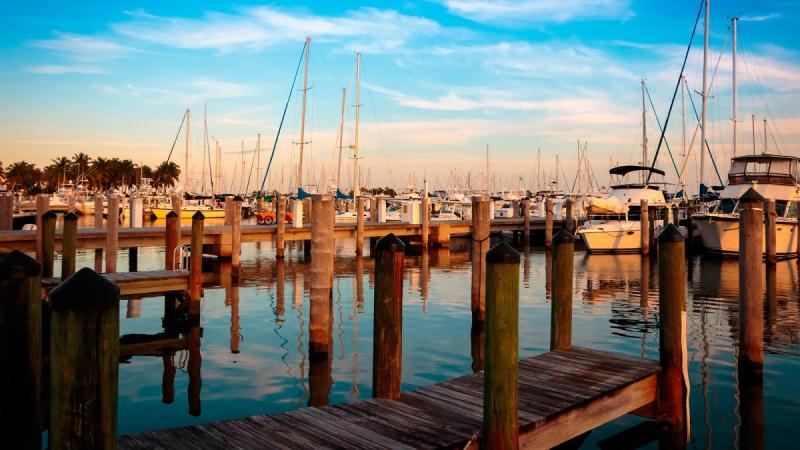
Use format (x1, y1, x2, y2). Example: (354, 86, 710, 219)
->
(72, 152, 91, 181)
(6, 161, 42, 191)
(152, 161, 181, 189)
(90, 157, 111, 191)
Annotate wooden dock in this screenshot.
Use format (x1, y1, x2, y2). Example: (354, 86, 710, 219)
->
(118, 347, 659, 449)
(42, 270, 216, 297)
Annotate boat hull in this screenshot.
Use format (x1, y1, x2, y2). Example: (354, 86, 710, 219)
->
(151, 207, 226, 219)
(695, 215, 798, 256)
(578, 222, 642, 253)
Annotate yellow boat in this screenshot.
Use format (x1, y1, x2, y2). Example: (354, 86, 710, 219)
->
(151, 206, 227, 219)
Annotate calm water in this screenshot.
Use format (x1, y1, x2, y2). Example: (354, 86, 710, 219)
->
(59, 232, 800, 449)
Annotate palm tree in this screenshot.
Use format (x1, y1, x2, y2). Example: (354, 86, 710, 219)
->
(6, 161, 42, 191)
(72, 152, 91, 182)
(153, 161, 181, 190)
(44, 156, 71, 190)
(90, 157, 111, 191)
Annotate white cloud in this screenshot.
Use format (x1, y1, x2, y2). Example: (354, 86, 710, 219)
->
(437, 0, 633, 25)
(119, 78, 256, 104)
(739, 13, 781, 22)
(27, 64, 106, 74)
(30, 32, 136, 62)
(113, 7, 442, 54)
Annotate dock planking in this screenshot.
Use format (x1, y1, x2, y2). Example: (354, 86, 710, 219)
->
(119, 347, 659, 449)
(42, 270, 216, 297)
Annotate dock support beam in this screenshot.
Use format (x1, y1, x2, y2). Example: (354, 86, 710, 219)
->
(232, 196, 243, 279)
(483, 242, 520, 450)
(61, 212, 78, 278)
(551, 230, 574, 351)
(545, 197, 554, 249)
(309, 195, 335, 355)
(739, 189, 764, 373)
(373, 233, 405, 399)
(49, 268, 120, 450)
(0, 251, 42, 450)
(165, 211, 178, 270)
(471, 196, 490, 322)
(421, 196, 430, 248)
(276, 195, 286, 258)
(106, 194, 119, 273)
(189, 212, 204, 301)
(640, 200, 649, 256)
(657, 224, 689, 439)
(764, 199, 777, 265)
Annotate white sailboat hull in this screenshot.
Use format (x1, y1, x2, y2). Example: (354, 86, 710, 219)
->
(578, 221, 642, 253)
(695, 215, 798, 255)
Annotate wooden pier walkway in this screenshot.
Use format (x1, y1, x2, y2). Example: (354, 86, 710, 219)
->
(42, 270, 216, 297)
(119, 347, 659, 450)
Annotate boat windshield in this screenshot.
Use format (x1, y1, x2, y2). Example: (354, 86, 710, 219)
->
(715, 199, 737, 214)
(728, 156, 799, 185)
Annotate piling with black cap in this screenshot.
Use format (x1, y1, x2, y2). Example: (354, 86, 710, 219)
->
(232, 195, 243, 279)
(41, 210, 57, 278)
(165, 211, 179, 270)
(471, 195, 491, 322)
(550, 230, 574, 351)
(522, 198, 531, 247)
(372, 233, 405, 399)
(739, 188, 764, 373)
(61, 211, 78, 279)
(657, 224, 689, 438)
(106, 194, 119, 273)
(356, 196, 365, 254)
(276, 194, 286, 258)
(190, 211, 205, 301)
(544, 197, 554, 249)
(49, 267, 120, 450)
(483, 241, 520, 450)
(309, 195, 335, 355)
(0, 251, 43, 450)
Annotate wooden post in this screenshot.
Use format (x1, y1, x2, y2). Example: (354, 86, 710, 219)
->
(764, 199, 777, 265)
(161, 352, 176, 404)
(657, 224, 689, 437)
(565, 199, 574, 233)
(105, 194, 119, 273)
(49, 268, 120, 450)
(309, 195, 335, 355)
(186, 317, 202, 416)
(35, 193, 49, 261)
(483, 242, 520, 450)
(739, 188, 764, 373)
(661, 206, 670, 228)
(276, 194, 286, 258)
(41, 210, 57, 278)
(421, 196, 430, 248)
(128, 196, 143, 272)
(640, 200, 650, 256)
(544, 197, 554, 249)
(522, 198, 530, 247)
(171, 193, 182, 217)
(356, 196, 365, 255)
(94, 194, 104, 272)
(190, 212, 205, 301)
(649, 206, 656, 255)
(165, 211, 179, 270)
(672, 205, 680, 227)
(0, 251, 42, 450)
(224, 196, 234, 226)
(61, 211, 78, 278)
(232, 196, 243, 279)
(0, 193, 12, 230)
(471, 196, 491, 322)
(370, 197, 378, 222)
(550, 230, 574, 351)
(511, 200, 519, 219)
(372, 233, 405, 399)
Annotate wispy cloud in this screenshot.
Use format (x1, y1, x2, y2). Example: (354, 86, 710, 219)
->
(436, 0, 633, 26)
(30, 32, 136, 61)
(119, 78, 257, 104)
(27, 64, 106, 74)
(113, 7, 442, 53)
(739, 13, 781, 22)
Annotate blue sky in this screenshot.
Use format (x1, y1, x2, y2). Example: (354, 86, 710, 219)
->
(1, 0, 798, 192)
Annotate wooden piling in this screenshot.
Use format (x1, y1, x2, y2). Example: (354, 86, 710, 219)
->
(661, 206, 670, 227)
(483, 242, 520, 450)
(276, 194, 286, 258)
(128, 196, 143, 272)
(49, 268, 120, 450)
(35, 193, 49, 260)
(545, 197, 554, 249)
(640, 200, 649, 256)
(187, 318, 202, 416)
(565, 199, 575, 233)
(356, 196, 365, 255)
(764, 199, 777, 264)
(190, 212, 205, 301)
(41, 210, 57, 278)
(657, 224, 689, 436)
(550, 230, 574, 351)
(106, 194, 119, 273)
(61, 211, 78, 278)
(373, 233, 405, 400)
(370, 197, 378, 222)
(161, 352, 176, 404)
(672, 205, 680, 227)
(165, 211, 179, 270)
(522, 198, 530, 247)
(511, 200, 520, 219)
(171, 193, 182, 217)
(0, 193, 12, 230)
(649, 207, 656, 254)
(94, 194, 104, 271)
(309, 195, 335, 355)
(471, 196, 491, 322)
(0, 251, 42, 450)
(421, 196, 430, 248)
(232, 196, 243, 279)
(739, 189, 764, 373)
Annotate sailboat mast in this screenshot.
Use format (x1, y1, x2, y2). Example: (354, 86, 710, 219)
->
(297, 36, 310, 191)
(752, 114, 756, 155)
(256, 133, 261, 191)
(241, 140, 245, 195)
(681, 76, 687, 189)
(732, 17, 738, 157)
(353, 52, 361, 197)
(485, 144, 490, 194)
(699, 0, 710, 192)
(184, 109, 190, 189)
(641, 79, 648, 184)
(201, 106, 207, 195)
(763, 119, 767, 153)
(537, 148, 541, 192)
(337, 87, 346, 190)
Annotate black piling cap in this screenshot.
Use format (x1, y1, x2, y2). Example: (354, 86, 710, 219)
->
(658, 223, 684, 243)
(192, 211, 205, 220)
(552, 229, 575, 245)
(739, 188, 764, 203)
(234, 195, 244, 202)
(64, 211, 78, 221)
(50, 267, 120, 311)
(0, 250, 42, 279)
(166, 210, 178, 219)
(486, 241, 520, 265)
(376, 233, 405, 253)
(42, 210, 57, 220)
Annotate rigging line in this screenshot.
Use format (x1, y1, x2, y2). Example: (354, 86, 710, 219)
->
(646, 0, 704, 185)
(155, 110, 187, 187)
(259, 41, 307, 194)
(686, 77, 724, 185)
(244, 136, 258, 194)
(645, 85, 683, 188)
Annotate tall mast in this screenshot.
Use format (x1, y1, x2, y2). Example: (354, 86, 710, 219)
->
(337, 87, 346, 190)
(297, 36, 310, 191)
(184, 109, 190, 189)
(256, 133, 261, 191)
(699, 0, 710, 192)
(556, 155, 560, 191)
(241, 140, 245, 195)
(353, 52, 361, 197)
(681, 76, 687, 189)
(485, 144, 490, 194)
(537, 148, 541, 191)
(752, 114, 756, 155)
(763, 119, 768, 153)
(732, 17, 738, 157)
(641, 79, 648, 184)
(201, 105, 207, 195)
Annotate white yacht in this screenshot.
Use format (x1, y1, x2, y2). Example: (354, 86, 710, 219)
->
(693, 154, 799, 255)
(578, 166, 668, 253)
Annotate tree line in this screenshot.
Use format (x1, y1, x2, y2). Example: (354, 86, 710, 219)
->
(0, 153, 180, 193)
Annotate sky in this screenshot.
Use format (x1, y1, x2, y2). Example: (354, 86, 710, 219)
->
(1, 0, 799, 194)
